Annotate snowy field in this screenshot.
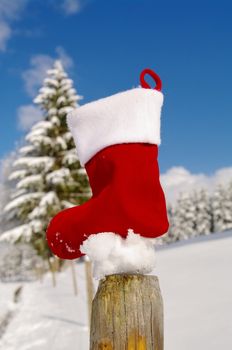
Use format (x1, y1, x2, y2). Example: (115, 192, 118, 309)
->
(0, 231, 231, 349)
(157, 230, 232, 349)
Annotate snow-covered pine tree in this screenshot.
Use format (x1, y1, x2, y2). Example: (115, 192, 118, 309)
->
(212, 183, 232, 232)
(157, 204, 175, 244)
(0, 61, 90, 258)
(0, 152, 17, 234)
(223, 181, 232, 231)
(194, 189, 212, 235)
(211, 185, 226, 232)
(170, 192, 197, 241)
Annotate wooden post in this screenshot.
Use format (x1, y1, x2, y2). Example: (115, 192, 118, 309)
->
(48, 257, 57, 287)
(90, 274, 163, 350)
(70, 260, 78, 296)
(35, 265, 43, 283)
(84, 257, 94, 327)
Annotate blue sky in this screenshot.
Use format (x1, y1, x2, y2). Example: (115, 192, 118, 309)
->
(0, 0, 232, 175)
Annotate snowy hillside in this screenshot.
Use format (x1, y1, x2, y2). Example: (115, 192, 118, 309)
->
(0, 231, 231, 350)
(156, 230, 232, 349)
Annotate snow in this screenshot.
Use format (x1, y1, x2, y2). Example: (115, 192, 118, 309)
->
(0, 262, 90, 350)
(54, 60, 65, 72)
(50, 116, 61, 127)
(171, 192, 197, 240)
(62, 151, 78, 166)
(56, 96, 66, 105)
(77, 167, 87, 175)
(62, 131, 73, 142)
(19, 145, 35, 155)
(156, 231, 232, 350)
(28, 208, 42, 220)
(60, 78, 73, 87)
(40, 192, 59, 206)
(0, 220, 43, 243)
(26, 128, 46, 138)
(61, 200, 74, 209)
(81, 230, 156, 279)
(39, 87, 56, 96)
(0, 224, 32, 243)
(33, 95, 43, 104)
(14, 157, 55, 172)
(29, 192, 60, 219)
(0, 231, 231, 349)
(58, 106, 74, 115)
(46, 168, 70, 185)
(194, 189, 212, 234)
(59, 84, 72, 94)
(46, 68, 67, 78)
(55, 71, 68, 80)
(0, 281, 20, 337)
(16, 174, 43, 190)
(54, 136, 67, 150)
(0, 280, 19, 311)
(66, 88, 76, 96)
(47, 108, 57, 116)
(212, 184, 232, 232)
(0, 243, 41, 282)
(26, 131, 52, 147)
(10, 189, 27, 200)
(32, 121, 53, 130)
(43, 78, 59, 88)
(0, 220, 44, 242)
(9, 170, 28, 181)
(30, 219, 44, 233)
(4, 193, 44, 213)
(68, 95, 80, 102)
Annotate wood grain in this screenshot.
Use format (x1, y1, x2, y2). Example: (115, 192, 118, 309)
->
(90, 274, 163, 350)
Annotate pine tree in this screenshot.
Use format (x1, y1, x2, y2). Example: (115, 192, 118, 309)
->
(212, 183, 232, 232)
(158, 204, 175, 244)
(0, 61, 90, 259)
(194, 189, 212, 235)
(171, 192, 197, 241)
(0, 152, 17, 234)
(211, 185, 226, 232)
(223, 181, 232, 231)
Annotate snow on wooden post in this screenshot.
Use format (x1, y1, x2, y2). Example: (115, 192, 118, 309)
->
(90, 274, 163, 350)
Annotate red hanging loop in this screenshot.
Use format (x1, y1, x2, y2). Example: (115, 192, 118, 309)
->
(140, 68, 162, 91)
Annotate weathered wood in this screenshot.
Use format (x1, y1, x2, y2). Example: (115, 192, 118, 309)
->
(47, 257, 56, 287)
(90, 274, 163, 350)
(70, 260, 78, 296)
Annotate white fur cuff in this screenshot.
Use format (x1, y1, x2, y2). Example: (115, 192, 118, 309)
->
(67, 88, 163, 165)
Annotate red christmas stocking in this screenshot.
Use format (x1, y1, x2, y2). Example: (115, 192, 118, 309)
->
(46, 70, 169, 259)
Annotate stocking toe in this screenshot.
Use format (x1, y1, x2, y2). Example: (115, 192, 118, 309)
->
(46, 212, 84, 259)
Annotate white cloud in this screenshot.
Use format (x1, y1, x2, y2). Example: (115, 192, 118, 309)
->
(0, 21, 11, 51)
(61, 0, 83, 15)
(0, 0, 88, 51)
(55, 46, 73, 70)
(22, 47, 73, 96)
(0, 0, 28, 51)
(22, 54, 54, 97)
(17, 104, 43, 131)
(161, 166, 232, 204)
